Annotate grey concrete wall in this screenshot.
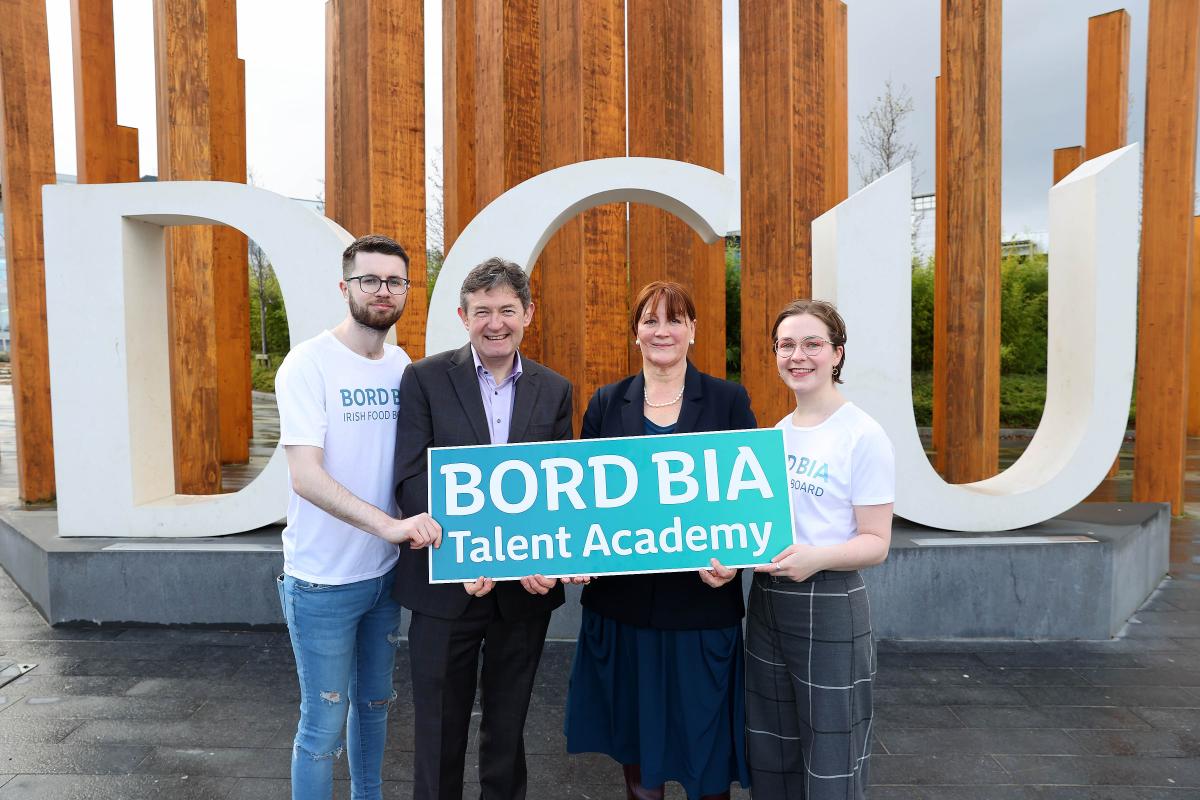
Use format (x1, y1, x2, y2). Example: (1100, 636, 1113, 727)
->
(0, 503, 1170, 639)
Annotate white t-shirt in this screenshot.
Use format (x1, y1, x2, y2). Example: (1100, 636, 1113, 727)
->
(777, 402, 895, 548)
(275, 330, 411, 584)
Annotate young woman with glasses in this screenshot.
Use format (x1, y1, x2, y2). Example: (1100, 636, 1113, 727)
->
(744, 299, 895, 800)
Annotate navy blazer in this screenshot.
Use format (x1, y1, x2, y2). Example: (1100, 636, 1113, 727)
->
(392, 345, 572, 620)
(578, 362, 758, 630)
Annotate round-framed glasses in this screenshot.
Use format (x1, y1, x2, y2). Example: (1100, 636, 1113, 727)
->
(347, 275, 411, 295)
(773, 337, 831, 358)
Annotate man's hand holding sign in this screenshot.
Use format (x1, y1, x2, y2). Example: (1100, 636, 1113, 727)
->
(427, 429, 795, 583)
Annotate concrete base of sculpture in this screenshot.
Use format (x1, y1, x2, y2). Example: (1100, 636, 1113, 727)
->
(0, 502, 1168, 639)
(866, 503, 1170, 639)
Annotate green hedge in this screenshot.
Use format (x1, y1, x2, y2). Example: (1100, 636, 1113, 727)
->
(911, 372, 1048, 428)
(251, 355, 285, 393)
(912, 371, 1135, 429)
(912, 254, 1049, 374)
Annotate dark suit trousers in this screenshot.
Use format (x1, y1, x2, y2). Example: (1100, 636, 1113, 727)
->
(408, 592, 551, 800)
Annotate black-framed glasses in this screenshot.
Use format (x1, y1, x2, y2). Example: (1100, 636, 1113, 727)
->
(347, 275, 411, 295)
(773, 337, 831, 358)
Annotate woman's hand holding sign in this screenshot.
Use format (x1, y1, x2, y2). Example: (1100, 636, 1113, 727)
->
(464, 576, 495, 597)
(754, 543, 825, 582)
(698, 558, 737, 588)
(520, 574, 558, 595)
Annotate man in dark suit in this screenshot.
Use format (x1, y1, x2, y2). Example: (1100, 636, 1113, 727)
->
(393, 256, 573, 800)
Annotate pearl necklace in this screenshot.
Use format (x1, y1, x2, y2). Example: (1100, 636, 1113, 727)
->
(643, 385, 685, 408)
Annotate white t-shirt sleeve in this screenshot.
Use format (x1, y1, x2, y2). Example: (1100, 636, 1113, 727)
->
(275, 349, 327, 448)
(850, 422, 896, 506)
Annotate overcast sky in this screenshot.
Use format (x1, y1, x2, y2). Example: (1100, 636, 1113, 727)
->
(42, 0, 1193, 248)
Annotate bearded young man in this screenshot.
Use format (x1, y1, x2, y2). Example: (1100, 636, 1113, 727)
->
(274, 234, 441, 800)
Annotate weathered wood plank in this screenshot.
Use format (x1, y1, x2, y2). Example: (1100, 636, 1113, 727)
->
(0, 0, 58, 501)
(326, 0, 428, 358)
(1084, 10, 1131, 496)
(740, 0, 848, 423)
(539, 0, 627, 428)
(933, 75, 947, 471)
(934, 0, 1002, 483)
(71, 0, 140, 184)
(442, 0, 542, 359)
(630, 0, 725, 378)
(1086, 9, 1131, 159)
(153, 0, 222, 493)
(1189, 215, 1200, 436)
(1135, 0, 1200, 513)
(1053, 145, 1084, 184)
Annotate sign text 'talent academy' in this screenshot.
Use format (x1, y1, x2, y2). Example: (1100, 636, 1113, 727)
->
(427, 429, 795, 582)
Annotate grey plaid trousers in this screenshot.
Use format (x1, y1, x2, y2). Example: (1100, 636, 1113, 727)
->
(744, 570, 875, 799)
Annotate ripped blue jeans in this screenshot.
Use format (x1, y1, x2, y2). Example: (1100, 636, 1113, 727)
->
(278, 568, 402, 800)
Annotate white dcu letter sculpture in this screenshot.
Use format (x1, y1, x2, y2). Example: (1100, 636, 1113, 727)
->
(40, 148, 1139, 536)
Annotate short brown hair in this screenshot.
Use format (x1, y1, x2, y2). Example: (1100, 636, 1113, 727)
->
(342, 234, 410, 280)
(771, 299, 848, 384)
(459, 256, 532, 310)
(630, 281, 697, 335)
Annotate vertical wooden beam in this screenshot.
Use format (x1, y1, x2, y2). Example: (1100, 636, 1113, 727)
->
(0, 0, 57, 502)
(539, 0, 627, 428)
(1189, 215, 1200, 436)
(1134, 0, 1200, 514)
(213, 56, 250, 470)
(442, 0, 541, 359)
(825, 0, 849, 208)
(630, 0, 724, 377)
(154, 0, 221, 493)
(325, 0, 368, 237)
(1085, 10, 1131, 498)
(70, 0, 140, 184)
(740, 0, 848, 423)
(934, 0, 1001, 483)
(211, 3, 250, 466)
(933, 75, 947, 471)
(442, 0, 475, 252)
(325, 0, 427, 357)
(1085, 10, 1131, 159)
(1053, 145, 1085, 185)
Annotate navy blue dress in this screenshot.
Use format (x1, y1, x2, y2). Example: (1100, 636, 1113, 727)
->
(564, 417, 751, 799)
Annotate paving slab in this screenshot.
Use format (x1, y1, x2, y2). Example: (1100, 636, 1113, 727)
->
(876, 727, 1090, 756)
(0, 742, 151, 774)
(64, 718, 283, 748)
(1064, 729, 1200, 758)
(993, 754, 1200, 787)
(0, 774, 237, 800)
(0, 433, 1197, 796)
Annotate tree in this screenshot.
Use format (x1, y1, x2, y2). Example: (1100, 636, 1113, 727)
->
(248, 240, 290, 356)
(852, 80, 922, 253)
(852, 79, 919, 185)
(426, 148, 446, 296)
(249, 240, 271, 357)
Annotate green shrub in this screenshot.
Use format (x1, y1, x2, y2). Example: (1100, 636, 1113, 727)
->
(911, 370, 933, 425)
(725, 238, 741, 381)
(249, 266, 291, 355)
(999, 373, 1049, 428)
(910, 254, 1049, 376)
(999, 254, 1048, 373)
(250, 354, 285, 393)
(911, 371, 1048, 428)
(911, 262, 934, 371)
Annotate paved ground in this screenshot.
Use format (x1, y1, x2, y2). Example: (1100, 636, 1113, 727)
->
(1, 383, 1199, 796)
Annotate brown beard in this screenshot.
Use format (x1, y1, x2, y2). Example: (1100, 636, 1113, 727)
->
(349, 294, 404, 331)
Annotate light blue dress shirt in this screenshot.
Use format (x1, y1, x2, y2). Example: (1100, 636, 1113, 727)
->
(471, 347, 523, 445)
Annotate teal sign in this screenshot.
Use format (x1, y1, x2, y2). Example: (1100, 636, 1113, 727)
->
(427, 429, 795, 583)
